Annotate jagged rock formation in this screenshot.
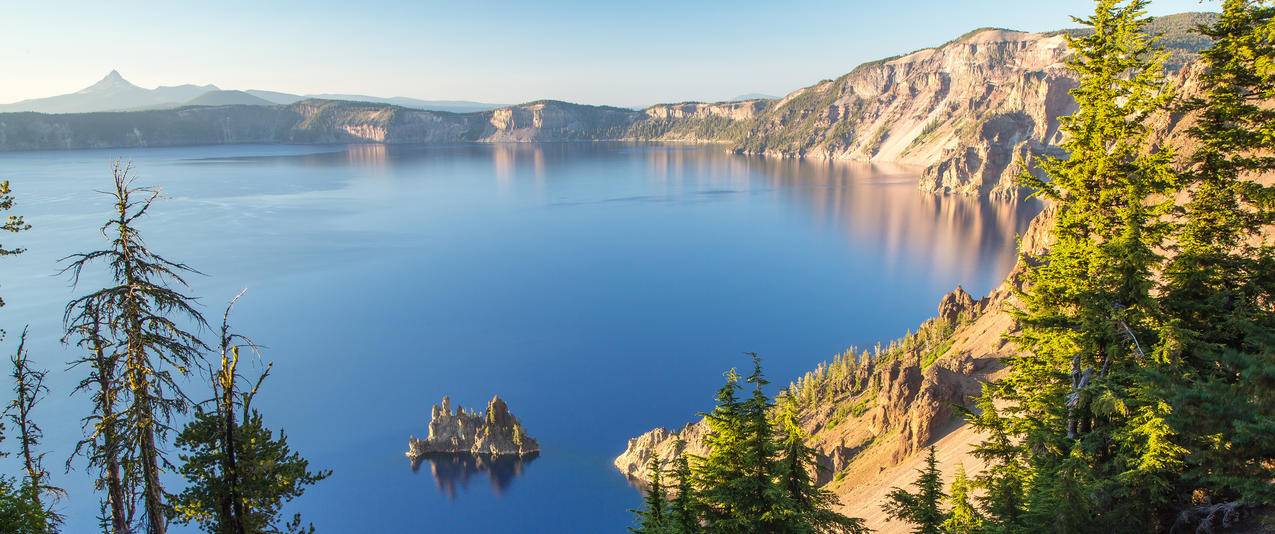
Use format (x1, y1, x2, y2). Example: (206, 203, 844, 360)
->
(406, 395, 539, 459)
(0, 14, 1213, 201)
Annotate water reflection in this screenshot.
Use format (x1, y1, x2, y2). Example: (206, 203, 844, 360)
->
(639, 148, 1041, 294)
(760, 159, 1038, 287)
(411, 453, 539, 499)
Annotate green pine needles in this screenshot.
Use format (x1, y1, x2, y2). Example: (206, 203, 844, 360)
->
(629, 354, 869, 534)
(967, 0, 1275, 532)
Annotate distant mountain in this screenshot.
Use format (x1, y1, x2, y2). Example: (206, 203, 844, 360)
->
(183, 90, 275, 107)
(730, 93, 778, 101)
(1, 72, 506, 114)
(304, 94, 504, 113)
(243, 90, 305, 105)
(242, 90, 503, 112)
(0, 71, 219, 113)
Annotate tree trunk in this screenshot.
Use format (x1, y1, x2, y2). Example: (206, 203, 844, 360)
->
(99, 371, 129, 533)
(137, 392, 166, 534)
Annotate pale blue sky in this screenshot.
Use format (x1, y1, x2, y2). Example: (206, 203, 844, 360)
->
(1, 0, 1215, 107)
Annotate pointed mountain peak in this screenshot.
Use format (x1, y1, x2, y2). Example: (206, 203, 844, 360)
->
(79, 70, 140, 94)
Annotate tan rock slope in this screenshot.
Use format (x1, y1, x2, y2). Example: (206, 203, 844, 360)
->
(729, 13, 1214, 198)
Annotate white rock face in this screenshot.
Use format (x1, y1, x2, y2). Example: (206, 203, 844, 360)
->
(407, 395, 540, 459)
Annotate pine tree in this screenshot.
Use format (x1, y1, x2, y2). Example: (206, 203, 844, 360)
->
(773, 393, 869, 534)
(882, 446, 945, 534)
(963, 395, 1026, 534)
(0, 179, 30, 309)
(692, 367, 749, 532)
(0, 178, 43, 532)
(738, 352, 781, 531)
(667, 445, 699, 533)
(1157, 0, 1275, 520)
(1023, 444, 1096, 534)
(976, 0, 1183, 530)
(0, 476, 48, 533)
(0, 178, 31, 345)
(941, 464, 981, 534)
(630, 458, 669, 534)
(63, 162, 210, 534)
(169, 292, 328, 533)
(6, 328, 64, 532)
(66, 302, 136, 533)
(171, 410, 328, 534)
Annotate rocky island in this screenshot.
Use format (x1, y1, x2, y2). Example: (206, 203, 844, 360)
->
(407, 395, 539, 460)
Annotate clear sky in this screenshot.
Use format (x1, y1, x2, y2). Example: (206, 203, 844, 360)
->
(0, 0, 1216, 107)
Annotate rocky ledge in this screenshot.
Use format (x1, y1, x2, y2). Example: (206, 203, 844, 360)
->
(407, 395, 539, 459)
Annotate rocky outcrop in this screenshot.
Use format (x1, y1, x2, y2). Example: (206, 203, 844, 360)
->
(407, 395, 539, 459)
(937, 285, 978, 323)
(613, 283, 1001, 483)
(614, 422, 708, 481)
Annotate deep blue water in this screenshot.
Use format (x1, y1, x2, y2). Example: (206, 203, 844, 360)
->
(0, 143, 1038, 533)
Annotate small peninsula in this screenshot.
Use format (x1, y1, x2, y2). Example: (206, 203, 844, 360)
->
(407, 395, 540, 459)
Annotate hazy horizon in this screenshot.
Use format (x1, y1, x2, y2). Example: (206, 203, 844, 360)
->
(1, 0, 1216, 108)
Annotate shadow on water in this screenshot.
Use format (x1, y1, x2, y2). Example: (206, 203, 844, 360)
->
(410, 453, 539, 499)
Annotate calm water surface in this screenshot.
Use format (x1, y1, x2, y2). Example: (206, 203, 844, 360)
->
(0, 143, 1038, 532)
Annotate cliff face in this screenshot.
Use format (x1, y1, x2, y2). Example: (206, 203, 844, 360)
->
(734, 30, 1075, 198)
(407, 395, 539, 458)
(0, 98, 745, 150)
(729, 13, 1213, 198)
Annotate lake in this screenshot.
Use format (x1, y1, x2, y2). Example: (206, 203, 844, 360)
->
(0, 143, 1038, 532)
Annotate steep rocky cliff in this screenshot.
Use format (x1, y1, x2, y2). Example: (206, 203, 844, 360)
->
(407, 395, 539, 458)
(730, 13, 1213, 198)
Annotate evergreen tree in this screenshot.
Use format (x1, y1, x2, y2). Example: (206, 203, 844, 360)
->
(1, 179, 31, 456)
(171, 409, 328, 534)
(667, 445, 699, 533)
(66, 302, 136, 533)
(1022, 444, 1096, 534)
(963, 396, 1026, 534)
(0, 476, 48, 533)
(1157, 0, 1275, 519)
(773, 393, 869, 534)
(882, 446, 945, 534)
(6, 328, 63, 532)
(976, 0, 1183, 530)
(63, 162, 210, 534)
(0, 179, 30, 319)
(169, 292, 328, 533)
(630, 458, 669, 534)
(0, 177, 42, 532)
(692, 367, 749, 532)
(738, 353, 781, 531)
(941, 464, 981, 534)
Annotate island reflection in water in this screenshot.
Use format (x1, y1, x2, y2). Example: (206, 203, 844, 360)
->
(411, 453, 539, 499)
